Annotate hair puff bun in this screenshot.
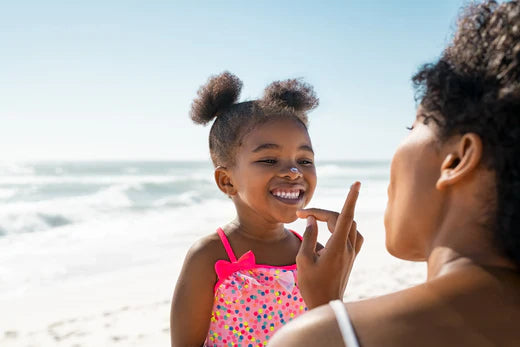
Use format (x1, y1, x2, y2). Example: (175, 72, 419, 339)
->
(262, 79, 319, 112)
(190, 71, 243, 125)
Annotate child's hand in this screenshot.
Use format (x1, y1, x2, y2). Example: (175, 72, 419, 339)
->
(295, 182, 363, 309)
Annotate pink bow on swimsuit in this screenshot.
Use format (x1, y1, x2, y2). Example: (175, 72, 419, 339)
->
(215, 250, 256, 279)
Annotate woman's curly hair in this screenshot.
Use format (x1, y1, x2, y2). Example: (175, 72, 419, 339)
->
(190, 72, 319, 167)
(412, 0, 520, 266)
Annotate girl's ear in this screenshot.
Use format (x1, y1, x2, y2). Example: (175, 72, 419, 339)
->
(214, 166, 237, 196)
(436, 133, 483, 190)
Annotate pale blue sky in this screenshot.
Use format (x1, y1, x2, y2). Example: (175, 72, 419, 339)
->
(1, 0, 468, 161)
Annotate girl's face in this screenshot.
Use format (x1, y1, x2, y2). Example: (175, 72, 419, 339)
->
(384, 108, 445, 260)
(230, 118, 317, 224)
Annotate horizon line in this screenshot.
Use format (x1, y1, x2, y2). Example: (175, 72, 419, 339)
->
(0, 157, 392, 163)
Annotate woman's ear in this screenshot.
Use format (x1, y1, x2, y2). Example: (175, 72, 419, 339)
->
(436, 133, 483, 190)
(214, 166, 237, 196)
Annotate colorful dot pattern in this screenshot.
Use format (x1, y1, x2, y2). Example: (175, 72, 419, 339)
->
(204, 266, 307, 347)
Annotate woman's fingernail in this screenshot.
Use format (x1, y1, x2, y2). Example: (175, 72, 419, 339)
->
(306, 216, 315, 227)
(350, 181, 361, 192)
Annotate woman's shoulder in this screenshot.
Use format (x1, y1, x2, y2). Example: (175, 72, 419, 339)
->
(347, 268, 520, 346)
(268, 287, 433, 347)
(357, 267, 520, 343)
(270, 267, 520, 347)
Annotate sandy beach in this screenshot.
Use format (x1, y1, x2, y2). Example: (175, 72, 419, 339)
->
(0, 213, 425, 347)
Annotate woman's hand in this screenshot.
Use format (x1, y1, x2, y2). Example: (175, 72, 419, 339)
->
(295, 182, 363, 309)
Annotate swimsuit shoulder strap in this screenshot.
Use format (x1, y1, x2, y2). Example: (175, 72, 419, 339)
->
(329, 300, 360, 347)
(289, 229, 303, 241)
(217, 228, 300, 262)
(216, 228, 238, 262)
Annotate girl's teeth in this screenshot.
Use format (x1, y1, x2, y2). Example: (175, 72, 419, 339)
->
(274, 191, 300, 199)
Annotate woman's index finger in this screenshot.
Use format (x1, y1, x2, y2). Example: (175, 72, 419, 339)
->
(326, 182, 361, 251)
(297, 208, 339, 222)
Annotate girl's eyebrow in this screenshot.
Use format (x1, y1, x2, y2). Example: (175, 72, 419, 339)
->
(252, 143, 279, 152)
(252, 143, 314, 154)
(299, 145, 314, 154)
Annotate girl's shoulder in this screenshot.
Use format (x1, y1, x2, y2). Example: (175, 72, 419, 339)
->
(184, 231, 230, 269)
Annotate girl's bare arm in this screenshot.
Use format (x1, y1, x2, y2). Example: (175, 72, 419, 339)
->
(170, 238, 219, 347)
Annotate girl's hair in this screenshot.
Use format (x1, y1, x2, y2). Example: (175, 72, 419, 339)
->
(412, 0, 520, 266)
(190, 72, 319, 167)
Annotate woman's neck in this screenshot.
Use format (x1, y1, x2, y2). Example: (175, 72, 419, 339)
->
(425, 212, 517, 280)
(427, 247, 517, 279)
(424, 182, 518, 279)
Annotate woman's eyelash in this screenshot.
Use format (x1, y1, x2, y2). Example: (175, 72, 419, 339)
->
(406, 126, 414, 131)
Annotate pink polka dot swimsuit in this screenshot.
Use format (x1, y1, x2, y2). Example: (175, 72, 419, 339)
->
(204, 228, 308, 347)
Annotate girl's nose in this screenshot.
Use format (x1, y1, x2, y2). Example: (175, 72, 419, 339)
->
(282, 166, 302, 179)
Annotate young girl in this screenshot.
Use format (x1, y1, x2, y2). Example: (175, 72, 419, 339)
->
(170, 72, 320, 347)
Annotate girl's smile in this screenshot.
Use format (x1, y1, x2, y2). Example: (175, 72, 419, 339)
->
(228, 118, 317, 225)
(270, 185, 305, 204)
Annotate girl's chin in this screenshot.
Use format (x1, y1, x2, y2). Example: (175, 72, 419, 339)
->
(274, 213, 299, 224)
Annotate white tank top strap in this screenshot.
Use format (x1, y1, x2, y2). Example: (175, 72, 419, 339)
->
(329, 300, 360, 347)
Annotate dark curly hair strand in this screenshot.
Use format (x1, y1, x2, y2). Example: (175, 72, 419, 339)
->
(412, 0, 520, 267)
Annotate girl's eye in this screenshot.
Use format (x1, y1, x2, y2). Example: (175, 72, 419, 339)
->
(258, 159, 277, 164)
(299, 160, 314, 165)
(406, 126, 414, 131)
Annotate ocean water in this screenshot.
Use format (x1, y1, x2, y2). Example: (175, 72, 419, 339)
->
(0, 160, 390, 297)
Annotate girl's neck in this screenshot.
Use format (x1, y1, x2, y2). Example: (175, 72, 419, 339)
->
(228, 217, 287, 242)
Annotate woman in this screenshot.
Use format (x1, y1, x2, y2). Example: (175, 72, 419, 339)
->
(269, 1, 520, 346)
